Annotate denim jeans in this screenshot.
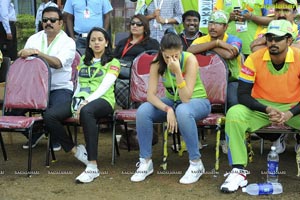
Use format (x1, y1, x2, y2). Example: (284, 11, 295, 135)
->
(136, 97, 211, 160)
(75, 36, 87, 49)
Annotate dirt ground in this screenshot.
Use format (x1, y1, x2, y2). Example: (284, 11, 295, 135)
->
(0, 129, 299, 200)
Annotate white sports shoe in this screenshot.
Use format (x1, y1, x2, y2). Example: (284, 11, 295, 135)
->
(179, 160, 205, 184)
(74, 144, 89, 166)
(130, 158, 153, 182)
(75, 166, 100, 183)
(220, 168, 249, 193)
(220, 140, 228, 154)
(272, 134, 286, 154)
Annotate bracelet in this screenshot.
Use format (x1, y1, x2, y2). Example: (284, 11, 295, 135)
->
(164, 105, 172, 112)
(216, 39, 219, 47)
(177, 80, 186, 89)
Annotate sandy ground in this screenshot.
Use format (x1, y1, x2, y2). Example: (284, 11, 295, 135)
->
(0, 129, 299, 200)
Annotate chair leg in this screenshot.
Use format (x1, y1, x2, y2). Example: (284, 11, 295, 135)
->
(0, 132, 8, 161)
(124, 123, 131, 152)
(112, 120, 118, 165)
(260, 138, 264, 155)
(28, 128, 33, 177)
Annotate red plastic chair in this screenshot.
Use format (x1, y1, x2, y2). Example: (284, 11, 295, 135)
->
(195, 52, 228, 173)
(111, 50, 164, 164)
(0, 57, 51, 176)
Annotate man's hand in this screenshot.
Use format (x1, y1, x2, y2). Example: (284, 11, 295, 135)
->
(6, 33, 13, 40)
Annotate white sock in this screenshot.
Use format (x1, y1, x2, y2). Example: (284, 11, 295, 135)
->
(87, 163, 98, 170)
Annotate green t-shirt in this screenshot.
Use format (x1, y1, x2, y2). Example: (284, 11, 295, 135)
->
(162, 51, 207, 101)
(76, 58, 120, 108)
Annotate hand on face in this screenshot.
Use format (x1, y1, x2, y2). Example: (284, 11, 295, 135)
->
(166, 56, 180, 74)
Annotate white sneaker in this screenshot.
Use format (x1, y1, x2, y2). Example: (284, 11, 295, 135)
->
(75, 166, 100, 183)
(179, 160, 205, 184)
(220, 140, 228, 154)
(130, 158, 153, 182)
(220, 168, 249, 193)
(272, 134, 286, 154)
(74, 144, 89, 166)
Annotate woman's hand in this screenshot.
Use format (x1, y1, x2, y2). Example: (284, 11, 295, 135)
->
(75, 100, 88, 122)
(166, 108, 178, 134)
(167, 56, 181, 74)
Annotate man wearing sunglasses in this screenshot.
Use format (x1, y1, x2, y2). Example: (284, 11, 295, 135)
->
(16, 7, 76, 151)
(220, 19, 300, 193)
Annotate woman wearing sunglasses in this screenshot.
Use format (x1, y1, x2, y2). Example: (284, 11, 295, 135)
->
(44, 27, 120, 184)
(113, 14, 159, 149)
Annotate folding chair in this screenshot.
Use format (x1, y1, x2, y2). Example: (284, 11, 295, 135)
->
(196, 52, 228, 173)
(160, 52, 228, 171)
(0, 57, 51, 177)
(111, 50, 164, 165)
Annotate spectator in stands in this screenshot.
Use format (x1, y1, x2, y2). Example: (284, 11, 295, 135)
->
(130, 33, 211, 184)
(63, 0, 113, 48)
(43, 27, 120, 184)
(144, 0, 184, 42)
(179, 10, 203, 51)
(251, 0, 300, 52)
(215, 0, 273, 58)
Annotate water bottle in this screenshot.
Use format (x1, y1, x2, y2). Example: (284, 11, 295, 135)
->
(267, 146, 279, 183)
(242, 183, 283, 195)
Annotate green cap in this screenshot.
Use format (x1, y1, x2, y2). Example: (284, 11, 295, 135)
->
(209, 10, 229, 24)
(273, 0, 297, 7)
(266, 19, 293, 36)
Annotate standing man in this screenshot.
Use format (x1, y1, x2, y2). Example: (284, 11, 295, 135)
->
(220, 20, 300, 193)
(144, 0, 183, 43)
(63, 0, 113, 48)
(0, 0, 17, 61)
(18, 6, 75, 151)
(179, 10, 203, 51)
(215, 0, 272, 58)
(35, 0, 58, 33)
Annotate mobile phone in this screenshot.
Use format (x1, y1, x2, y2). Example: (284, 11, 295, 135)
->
(233, 6, 241, 11)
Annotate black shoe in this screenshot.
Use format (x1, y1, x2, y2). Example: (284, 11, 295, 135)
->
(22, 132, 45, 149)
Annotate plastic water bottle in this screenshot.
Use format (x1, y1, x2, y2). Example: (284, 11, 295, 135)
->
(267, 146, 279, 183)
(242, 183, 283, 195)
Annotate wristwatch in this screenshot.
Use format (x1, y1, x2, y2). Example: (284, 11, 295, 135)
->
(165, 18, 169, 24)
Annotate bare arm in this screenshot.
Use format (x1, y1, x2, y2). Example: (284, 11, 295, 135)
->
(65, 13, 75, 40)
(103, 11, 111, 31)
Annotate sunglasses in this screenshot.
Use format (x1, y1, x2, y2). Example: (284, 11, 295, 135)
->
(130, 21, 143, 27)
(265, 35, 287, 42)
(42, 17, 60, 23)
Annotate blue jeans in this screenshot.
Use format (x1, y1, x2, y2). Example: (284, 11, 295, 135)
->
(75, 36, 87, 49)
(136, 97, 211, 160)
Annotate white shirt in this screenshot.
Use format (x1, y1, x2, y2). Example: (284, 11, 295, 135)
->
(0, 1, 16, 34)
(35, 1, 58, 32)
(24, 30, 76, 91)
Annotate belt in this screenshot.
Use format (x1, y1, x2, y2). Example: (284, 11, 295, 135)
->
(74, 32, 88, 38)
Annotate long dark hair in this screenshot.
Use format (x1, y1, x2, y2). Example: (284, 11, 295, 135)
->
(154, 33, 183, 75)
(127, 14, 151, 44)
(83, 27, 113, 66)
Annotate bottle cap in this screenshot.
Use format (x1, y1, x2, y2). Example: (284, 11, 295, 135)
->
(271, 146, 276, 151)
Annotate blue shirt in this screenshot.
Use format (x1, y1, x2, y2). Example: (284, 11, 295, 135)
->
(63, 0, 113, 34)
(0, 0, 16, 34)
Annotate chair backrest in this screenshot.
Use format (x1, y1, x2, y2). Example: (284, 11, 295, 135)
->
(0, 56, 11, 82)
(196, 52, 228, 105)
(71, 50, 81, 91)
(130, 50, 165, 103)
(114, 32, 130, 48)
(3, 57, 51, 110)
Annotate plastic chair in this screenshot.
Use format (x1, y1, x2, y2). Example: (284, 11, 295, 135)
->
(114, 32, 130, 48)
(0, 57, 51, 177)
(111, 50, 164, 165)
(196, 52, 228, 173)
